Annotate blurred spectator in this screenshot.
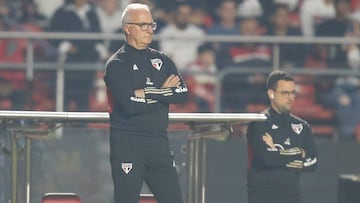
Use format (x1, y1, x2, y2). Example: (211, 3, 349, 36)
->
(48, 0, 107, 111)
(207, 0, 239, 35)
(189, 5, 211, 31)
(237, 0, 263, 18)
(88, 71, 108, 128)
(159, 1, 205, 70)
(88, 71, 107, 112)
(304, 42, 329, 69)
(0, 0, 10, 16)
(316, 0, 351, 68)
(257, 0, 277, 29)
(302, 0, 337, 68)
(0, 77, 26, 110)
(273, 0, 300, 11)
(183, 43, 217, 112)
(300, 0, 336, 36)
(266, 4, 305, 68)
(119, 0, 132, 11)
(0, 0, 16, 20)
(207, 0, 240, 69)
(13, 1, 57, 111)
(219, 17, 270, 112)
(49, 0, 107, 62)
(319, 0, 360, 70)
(34, 0, 63, 19)
(276, 0, 302, 28)
(96, 0, 123, 50)
(0, 15, 25, 63)
(324, 5, 360, 140)
(28, 72, 56, 110)
(326, 77, 360, 140)
(0, 15, 27, 90)
(237, 0, 276, 29)
(17, 1, 55, 61)
(347, 20, 360, 69)
(350, 0, 360, 20)
(317, 0, 350, 35)
(18, 0, 48, 28)
(96, 0, 122, 34)
(218, 17, 271, 68)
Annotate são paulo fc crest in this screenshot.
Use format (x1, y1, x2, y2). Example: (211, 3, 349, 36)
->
(151, 58, 163, 70)
(291, 123, 303, 135)
(121, 162, 133, 174)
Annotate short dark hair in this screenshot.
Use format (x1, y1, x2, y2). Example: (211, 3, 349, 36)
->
(266, 70, 294, 90)
(217, 0, 237, 9)
(271, 4, 290, 17)
(197, 43, 215, 54)
(170, 0, 191, 12)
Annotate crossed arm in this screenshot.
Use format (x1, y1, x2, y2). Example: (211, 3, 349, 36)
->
(247, 122, 317, 171)
(134, 74, 181, 97)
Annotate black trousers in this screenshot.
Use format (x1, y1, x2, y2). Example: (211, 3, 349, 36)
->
(109, 133, 183, 203)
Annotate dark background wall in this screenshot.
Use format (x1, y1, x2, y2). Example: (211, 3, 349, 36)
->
(204, 136, 360, 203)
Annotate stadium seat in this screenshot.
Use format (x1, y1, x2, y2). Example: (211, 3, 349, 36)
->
(41, 193, 81, 203)
(139, 194, 157, 203)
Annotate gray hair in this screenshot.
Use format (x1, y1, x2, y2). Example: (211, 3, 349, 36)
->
(121, 3, 151, 27)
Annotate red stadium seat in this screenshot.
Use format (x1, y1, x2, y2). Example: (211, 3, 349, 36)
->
(41, 193, 81, 203)
(139, 194, 157, 203)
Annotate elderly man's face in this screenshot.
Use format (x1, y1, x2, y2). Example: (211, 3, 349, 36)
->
(124, 9, 154, 49)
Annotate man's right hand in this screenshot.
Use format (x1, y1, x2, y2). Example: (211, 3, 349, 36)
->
(300, 148, 306, 158)
(263, 133, 275, 149)
(134, 89, 145, 98)
(161, 74, 180, 88)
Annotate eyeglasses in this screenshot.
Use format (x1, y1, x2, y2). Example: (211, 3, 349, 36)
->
(275, 90, 297, 98)
(126, 22, 157, 31)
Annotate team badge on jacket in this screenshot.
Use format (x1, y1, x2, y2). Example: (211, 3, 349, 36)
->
(291, 123, 303, 135)
(121, 163, 133, 174)
(151, 58, 163, 70)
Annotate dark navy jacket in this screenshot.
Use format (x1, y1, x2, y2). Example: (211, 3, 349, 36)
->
(104, 43, 188, 137)
(246, 107, 318, 195)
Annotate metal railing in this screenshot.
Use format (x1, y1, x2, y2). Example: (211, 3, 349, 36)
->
(2, 31, 360, 111)
(0, 110, 266, 203)
(3, 31, 360, 43)
(3, 31, 360, 73)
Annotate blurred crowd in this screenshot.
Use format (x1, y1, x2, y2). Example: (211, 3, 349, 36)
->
(1, 0, 360, 140)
